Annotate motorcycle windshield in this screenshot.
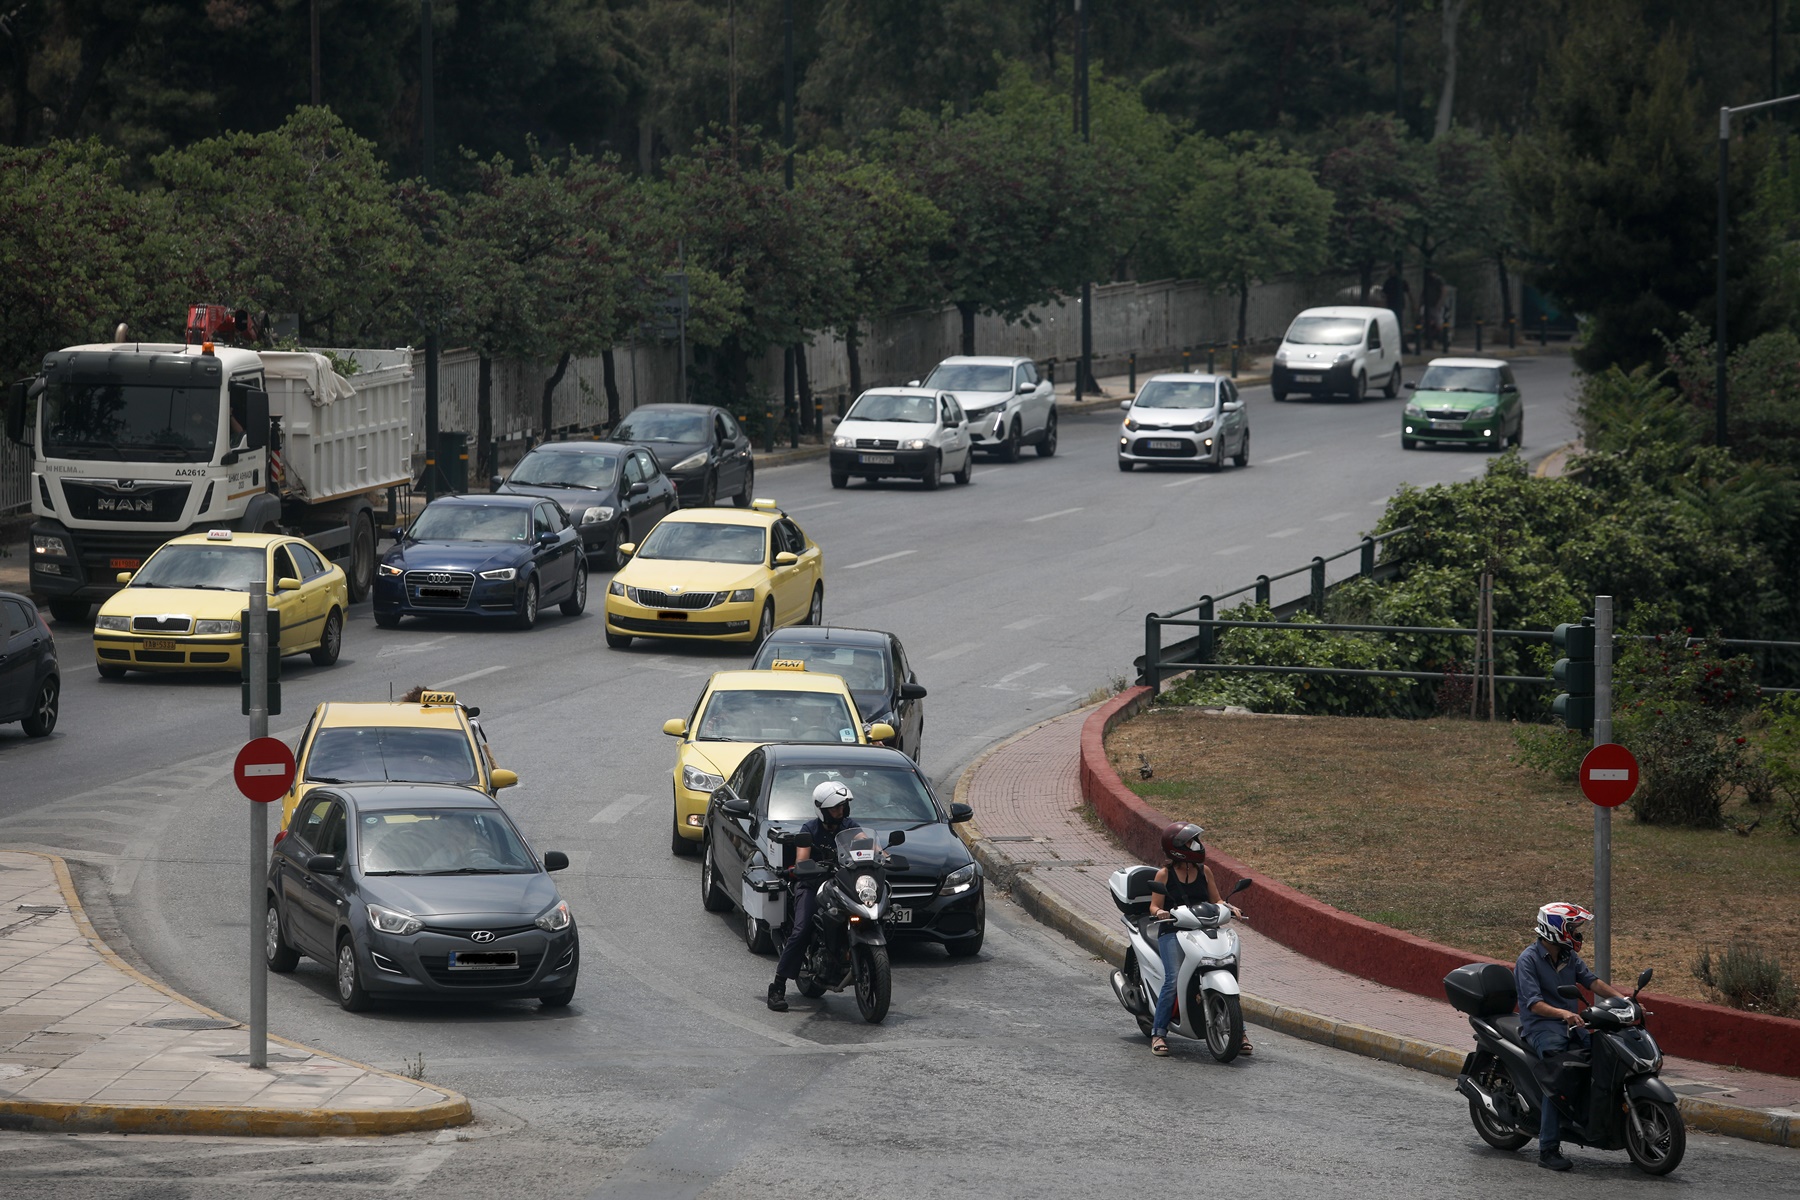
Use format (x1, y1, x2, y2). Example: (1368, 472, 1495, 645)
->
(834, 827, 884, 868)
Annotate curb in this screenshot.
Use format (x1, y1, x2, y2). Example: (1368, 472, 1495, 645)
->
(1, 850, 473, 1138)
(1533, 439, 1580, 480)
(754, 445, 831, 468)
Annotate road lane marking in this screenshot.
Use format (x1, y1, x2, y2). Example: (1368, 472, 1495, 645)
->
(436, 664, 508, 687)
(1145, 564, 1187, 577)
(1004, 616, 1051, 630)
(1262, 451, 1313, 464)
(1267, 527, 1303, 538)
(1080, 586, 1125, 602)
(1371, 498, 1389, 506)
(928, 641, 981, 660)
(1214, 544, 1251, 555)
(785, 501, 841, 512)
(590, 793, 651, 823)
(1319, 512, 1351, 521)
(376, 634, 452, 658)
(1163, 476, 1208, 487)
(1025, 507, 1085, 522)
(843, 550, 916, 569)
(995, 662, 1047, 684)
(1377, 430, 1402, 438)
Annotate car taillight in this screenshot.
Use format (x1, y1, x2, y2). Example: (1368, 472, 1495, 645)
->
(272, 830, 287, 848)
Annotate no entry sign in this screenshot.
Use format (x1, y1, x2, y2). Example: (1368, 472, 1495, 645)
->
(234, 737, 296, 804)
(1580, 743, 1640, 808)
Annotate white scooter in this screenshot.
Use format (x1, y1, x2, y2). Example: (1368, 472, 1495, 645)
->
(1107, 867, 1253, 1062)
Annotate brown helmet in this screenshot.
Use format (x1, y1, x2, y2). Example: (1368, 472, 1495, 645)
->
(1159, 821, 1206, 864)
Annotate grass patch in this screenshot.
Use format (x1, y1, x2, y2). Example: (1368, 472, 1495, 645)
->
(1107, 710, 1800, 1005)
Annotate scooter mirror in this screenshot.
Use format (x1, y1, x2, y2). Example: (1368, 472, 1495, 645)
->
(1556, 985, 1582, 1000)
(1636, 967, 1653, 991)
(1230, 876, 1253, 895)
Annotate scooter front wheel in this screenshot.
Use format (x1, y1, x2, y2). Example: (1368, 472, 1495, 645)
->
(1624, 1097, 1685, 1175)
(854, 944, 892, 1023)
(1203, 991, 1244, 1063)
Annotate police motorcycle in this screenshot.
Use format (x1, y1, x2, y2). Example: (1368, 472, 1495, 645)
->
(1446, 962, 1684, 1175)
(1107, 867, 1254, 1061)
(747, 826, 907, 1024)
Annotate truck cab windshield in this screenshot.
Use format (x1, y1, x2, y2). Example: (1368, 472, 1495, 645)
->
(42, 379, 220, 463)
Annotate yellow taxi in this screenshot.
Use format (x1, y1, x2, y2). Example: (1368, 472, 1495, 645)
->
(92, 530, 348, 678)
(662, 663, 893, 854)
(603, 499, 824, 649)
(278, 690, 519, 831)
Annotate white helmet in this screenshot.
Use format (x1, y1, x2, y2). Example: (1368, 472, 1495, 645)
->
(812, 781, 853, 814)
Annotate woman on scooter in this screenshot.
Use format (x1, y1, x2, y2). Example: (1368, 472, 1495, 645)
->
(1145, 822, 1248, 1058)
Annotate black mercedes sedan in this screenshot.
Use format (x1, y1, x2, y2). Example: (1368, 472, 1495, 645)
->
(373, 494, 586, 630)
(266, 783, 578, 1010)
(700, 743, 983, 958)
(613, 403, 755, 508)
(491, 440, 679, 570)
(751, 625, 926, 760)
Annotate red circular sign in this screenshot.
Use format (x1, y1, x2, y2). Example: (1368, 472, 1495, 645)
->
(1579, 743, 1640, 808)
(234, 737, 296, 804)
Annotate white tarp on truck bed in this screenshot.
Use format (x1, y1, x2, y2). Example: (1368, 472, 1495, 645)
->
(262, 349, 413, 503)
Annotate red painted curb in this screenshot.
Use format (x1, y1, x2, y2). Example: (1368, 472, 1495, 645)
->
(1080, 687, 1800, 1079)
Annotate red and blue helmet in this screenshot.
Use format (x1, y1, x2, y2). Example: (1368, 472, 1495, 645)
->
(1535, 902, 1593, 951)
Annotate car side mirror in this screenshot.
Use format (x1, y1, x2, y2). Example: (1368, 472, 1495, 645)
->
(489, 474, 503, 490)
(490, 768, 518, 789)
(627, 481, 649, 497)
(116, 572, 133, 585)
(899, 681, 927, 701)
(1017, 381, 1033, 393)
(886, 829, 905, 846)
(542, 850, 569, 871)
(305, 854, 341, 875)
(949, 802, 973, 823)
(1404, 381, 1417, 390)
(662, 718, 687, 737)
(618, 542, 636, 557)
(1502, 384, 1518, 393)
(536, 531, 558, 547)
(907, 379, 921, 387)
(277, 576, 302, 591)
(885, 854, 910, 872)
(866, 722, 896, 742)
(774, 551, 798, 567)
(4, 379, 28, 446)
(1222, 400, 1243, 412)
(722, 797, 753, 818)
(1230, 876, 1252, 895)
(391, 526, 406, 541)
(1118, 399, 1132, 411)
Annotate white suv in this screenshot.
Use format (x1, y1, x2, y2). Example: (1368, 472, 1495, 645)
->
(913, 356, 1057, 461)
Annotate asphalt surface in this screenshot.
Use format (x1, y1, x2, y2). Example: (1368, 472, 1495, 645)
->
(4, 354, 1797, 1196)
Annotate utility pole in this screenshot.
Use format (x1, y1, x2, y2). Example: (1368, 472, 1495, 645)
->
(421, 0, 441, 499)
(1076, 0, 1092, 397)
(245, 562, 269, 1068)
(782, 0, 798, 448)
(310, 0, 322, 106)
(1591, 595, 1613, 978)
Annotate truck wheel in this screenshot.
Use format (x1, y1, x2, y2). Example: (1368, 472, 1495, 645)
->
(345, 513, 376, 602)
(49, 599, 90, 625)
(310, 609, 343, 666)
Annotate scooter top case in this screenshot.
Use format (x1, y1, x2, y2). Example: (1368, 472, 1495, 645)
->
(1109, 866, 1156, 918)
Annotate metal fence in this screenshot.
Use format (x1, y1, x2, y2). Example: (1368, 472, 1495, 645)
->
(1, 439, 29, 514)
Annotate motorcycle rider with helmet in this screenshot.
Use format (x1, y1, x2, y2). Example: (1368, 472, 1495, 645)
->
(1145, 821, 1246, 1057)
(1514, 902, 1627, 1171)
(766, 781, 861, 1012)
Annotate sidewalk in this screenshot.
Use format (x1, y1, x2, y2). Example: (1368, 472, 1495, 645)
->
(0, 850, 470, 1135)
(955, 707, 1800, 1148)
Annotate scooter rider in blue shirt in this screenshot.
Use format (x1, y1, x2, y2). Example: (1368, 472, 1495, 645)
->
(1514, 902, 1627, 1172)
(767, 781, 861, 1012)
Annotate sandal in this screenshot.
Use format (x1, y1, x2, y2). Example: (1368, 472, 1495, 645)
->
(1150, 1037, 1170, 1057)
(1240, 1037, 1254, 1056)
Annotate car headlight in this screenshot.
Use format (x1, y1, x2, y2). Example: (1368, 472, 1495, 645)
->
(1471, 405, 1497, 420)
(854, 873, 879, 906)
(1274, 350, 1288, 364)
(367, 903, 422, 936)
(1403, 405, 1422, 418)
(479, 567, 516, 581)
(728, 588, 756, 603)
(378, 563, 402, 576)
(941, 863, 977, 895)
(902, 438, 929, 450)
(1124, 419, 1139, 431)
(608, 580, 625, 595)
(832, 435, 854, 449)
(1192, 418, 1214, 433)
(194, 619, 240, 635)
(534, 900, 572, 932)
(31, 534, 67, 556)
(580, 506, 615, 525)
(95, 614, 129, 631)
(671, 451, 708, 472)
(1334, 352, 1352, 364)
(682, 764, 724, 793)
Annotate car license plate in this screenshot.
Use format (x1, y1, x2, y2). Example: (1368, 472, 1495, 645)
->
(1295, 373, 1322, 383)
(1433, 420, 1465, 431)
(886, 907, 912, 925)
(448, 950, 518, 970)
(860, 454, 895, 465)
(142, 639, 177, 651)
(420, 586, 460, 598)
(657, 610, 689, 620)
(109, 557, 141, 570)
(1147, 439, 1182, 450)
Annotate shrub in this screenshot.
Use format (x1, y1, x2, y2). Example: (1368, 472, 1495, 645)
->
(1512, 723, 1586, 783)
(1692, 942, 1799, 1017)
(1615, 632, 1759, 827)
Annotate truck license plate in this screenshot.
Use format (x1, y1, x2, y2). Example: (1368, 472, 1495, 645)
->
(1295, 373, 1322, 383)
(109, 558, 141, 570)
(860, 454, 894, 465)
(1148, 439, 1182, 450)
(448, 950, 517, 970)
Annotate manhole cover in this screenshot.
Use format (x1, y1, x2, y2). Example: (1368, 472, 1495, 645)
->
(139, 1018, 240, 1031)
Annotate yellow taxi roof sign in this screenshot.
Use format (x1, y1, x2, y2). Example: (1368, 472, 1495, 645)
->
(750, 498, 779, 512)
(417, 690, 457, 705)
(769, 659, 807, 672)
(205, 529, 233, 540)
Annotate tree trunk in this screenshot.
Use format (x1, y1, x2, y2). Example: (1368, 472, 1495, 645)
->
(957, 302, 977, 355)
(50, 17, 140, 139)
(601, 347, 622, 428)
(1236, 275, 1250, 350)
(540, 350, 571, 440)
(845, 323, 863, 399)
(1358, 263, 1374, 304)
(794, 344, 815, 435)
(1496, 252, 1514, 328)
(638, 116, 653, 176)
(477, 354, 494, 483)
(1434, 0, 1468, 140)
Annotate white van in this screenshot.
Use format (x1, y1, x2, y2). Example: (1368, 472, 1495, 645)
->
(1271, 306, 1403, 402)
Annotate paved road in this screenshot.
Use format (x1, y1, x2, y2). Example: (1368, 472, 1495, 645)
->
(5, 354, 1796, 1196)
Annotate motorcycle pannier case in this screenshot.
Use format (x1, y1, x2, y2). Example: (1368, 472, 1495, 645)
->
(1108, 866, 1157, 917)
(1443, 962, 1517, 1017)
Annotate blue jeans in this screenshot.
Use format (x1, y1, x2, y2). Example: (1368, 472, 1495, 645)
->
(1528, 1026, 1590, 1151)
(1150, 929, 1180, 1037)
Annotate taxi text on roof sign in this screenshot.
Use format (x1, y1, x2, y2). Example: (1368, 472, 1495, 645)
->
(769, 659, 807, 671)
(418, 691, 457, 705)
(206, 528, 233, 540)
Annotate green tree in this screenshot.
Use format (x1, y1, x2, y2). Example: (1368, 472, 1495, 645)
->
(1317, 115, 1418, 302)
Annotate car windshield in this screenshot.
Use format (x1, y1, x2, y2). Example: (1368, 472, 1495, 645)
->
(407, 503, 529, 542)
(845, 393, 935, 423)
(753, 643, 890, 692)
(616, 410, 707, 442)
(767, 764, 939, 822)
(305, 727, 478, 786)
(636, 521, 765, 564)
(42, 379, 219, 463)
(130, 544, 262, 591)
(357, 808, 536, 875)
(1416, 365, 1502, 393)
(923, 363, 1013, 391)
(508, 450, 619, 490)
(1132, 380, 1218, 410)
(1284, 317, 1366, 346)
(696, 689, 858, 743)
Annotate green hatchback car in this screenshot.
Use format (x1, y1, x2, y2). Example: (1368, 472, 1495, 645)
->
(1401, 358, 1523, 450)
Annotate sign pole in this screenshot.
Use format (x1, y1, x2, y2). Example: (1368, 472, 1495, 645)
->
(247, 561, 269, 1069)
(1592, 594, 1613, 979)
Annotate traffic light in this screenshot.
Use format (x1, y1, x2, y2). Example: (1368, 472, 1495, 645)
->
(1552, 619, 1595, 732)
(239, 608, 282, 716)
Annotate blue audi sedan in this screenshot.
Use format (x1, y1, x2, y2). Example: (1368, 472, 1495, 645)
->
(373, 495, 587, 630)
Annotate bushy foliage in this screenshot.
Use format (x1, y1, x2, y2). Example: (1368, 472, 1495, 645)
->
(1614, 633, 1759, 827)
(1693, 942, 1799, 1017)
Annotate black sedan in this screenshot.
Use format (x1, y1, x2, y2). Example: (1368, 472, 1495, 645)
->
(700, 743, 983, 958)
(373, 494, 586, 630)
(613, 403, 755, 508)
(751, 626, 926, 760)
(266, 782, 578, 1010)
(491, 440, 679, 570)
(0, 591, 58, 737)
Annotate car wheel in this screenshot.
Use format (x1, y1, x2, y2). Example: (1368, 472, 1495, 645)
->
(599, 529, 624, 572)
(539, 977, 578, 1007)
(1271, 388, 1287, 403)
(1232, 430, 1250, 468)
(700, 472, 717, 507)
(1402, 436, 1418, 450)
(1035, 410, 1058, 457)
(945, 927, 984, 959)
(21, 676, 58, 737)
(1352, 371, 1367, 402)
(734, 463, 754, 507)
(265, 897, 299, 973)
(1117, 458, 1134, 472)
(804, 584, 823, 626)
(513, 577, 539, 630)
(309, 608, 344, 667)
(1384, 365, 1402, 398)
(921, 453, 941, 490)
(751, 598, 775, 651)
(605, 627, 632, 649)
(560, 561, 588, 617)
(336, 937, 371, 1012)
(701, 838, 733, 912)
(48, 598, 90, 625)
(953, 450, 972, 485)
(97, 663, 127, 679)
(1510, 416, 1523, 448)
(374, 610, 402, 629)
(745, 914, 774, 955)
(830, 471, 848, 489)
(346, 513, 376, 601)
(998, 419, 1022, 462)
(670, 799, 696, 856)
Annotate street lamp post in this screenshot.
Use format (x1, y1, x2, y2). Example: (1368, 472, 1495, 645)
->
(421, 0, 441, 499)
(1075, 0, 1092, 398)
(1716, 92, 1800, 450)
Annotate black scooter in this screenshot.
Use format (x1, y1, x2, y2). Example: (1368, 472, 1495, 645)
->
(1445, 962, 1684, 1175)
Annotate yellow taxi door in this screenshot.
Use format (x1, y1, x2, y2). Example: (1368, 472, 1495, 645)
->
(268, 543, 315, 654)
(769, 520, 809, 623)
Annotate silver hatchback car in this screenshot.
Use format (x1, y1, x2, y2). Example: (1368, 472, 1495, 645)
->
(1117, 374, 1249, 471)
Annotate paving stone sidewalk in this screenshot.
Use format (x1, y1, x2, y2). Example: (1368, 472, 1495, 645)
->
(0, 850, 469, 1135)
(956, 707, 1800, 1144)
